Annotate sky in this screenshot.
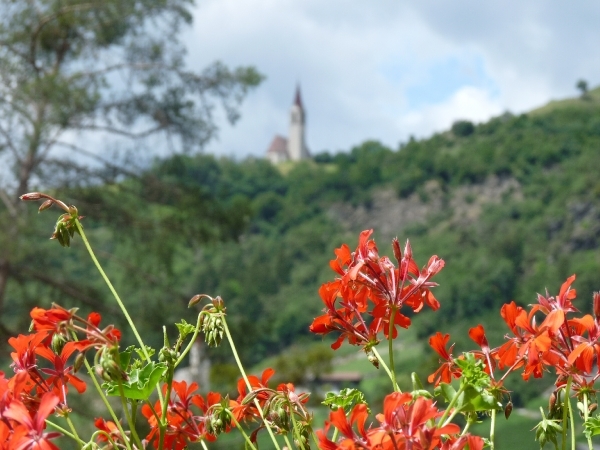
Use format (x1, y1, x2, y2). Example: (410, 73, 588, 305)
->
(184, 0, 600, 159)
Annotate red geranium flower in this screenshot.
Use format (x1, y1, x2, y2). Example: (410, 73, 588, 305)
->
(3, 392, 62, 450)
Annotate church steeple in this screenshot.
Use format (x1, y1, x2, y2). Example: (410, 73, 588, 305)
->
(266, 85, 310, 164)
(288, 85, 309, 161)
(294, 85, 303, 110)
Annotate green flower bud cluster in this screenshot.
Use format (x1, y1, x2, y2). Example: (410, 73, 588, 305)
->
(200, 312, 224, 347)
(51, 207, 81, 247)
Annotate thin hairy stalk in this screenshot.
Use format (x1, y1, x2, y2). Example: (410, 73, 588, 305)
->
(158, 367, 174, 450)
(283, 434, 295, 449)
(331, 428, 339, 442)
(288, 401, 306, 450)
(90, 431, 119, 449)
(561, 377, 572, 450)
(583, 393, 593, 450)
(174, 311, 204, 367)
(311, 429, 320, 449)
(75, 219, 165, 409)
(64, 415, 84, 449)
(439, 384, 466, 427)
(75, 220, 149, 361)
(82, 358, 133, 450)
(489, 408, 496, 450)
(568, 386, 576, 450)
(371, 347, 399, 392)
(228, 410, 258, 450)
(388, 307, 400, 392)
(222, 315, 281, 450)
(45, 420, 78, 443)
(118, 380, 144, 450)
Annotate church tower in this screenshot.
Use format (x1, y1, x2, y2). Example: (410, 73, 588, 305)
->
(287, 86, 310, 161)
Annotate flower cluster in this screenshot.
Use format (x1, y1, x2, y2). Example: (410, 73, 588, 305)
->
(232, 368, 312, 445)
(429, 276, 600, 415)
(310, 229, 445, 351)
(11, 195, 600, 449)
(318, 392, 485, 450)
(0, 305, 120, 449)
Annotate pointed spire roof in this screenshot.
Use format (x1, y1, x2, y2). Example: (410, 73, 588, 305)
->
(293, 85, 303, 110)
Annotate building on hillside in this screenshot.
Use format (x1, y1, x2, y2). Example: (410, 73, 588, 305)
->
(173, 339, 211, 391)
(266, 86, 311, 164)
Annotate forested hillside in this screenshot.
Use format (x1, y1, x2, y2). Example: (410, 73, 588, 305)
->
(5, 87, 600, 393)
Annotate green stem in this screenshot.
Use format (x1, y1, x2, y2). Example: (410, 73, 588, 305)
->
(288, 400, 306, 450)
(222, 315, 281, 450)
(489, 408, 496, 450)
(331, 427, 339, 442)
(439, 384, 466, 427)
(158, 367, 175, 450)
(117, 381, 144, 450)
(174, 311, 204, 368)
(584, 393, 593, 450)
(75, 220, 150, 362)
(82, 358, 133, 450)
(387, 307, 400, 392)
(76, 220, 165, 408)
(561, 376, 572, 450)
(311, 429, 321, 449)
(568, 388, 576, 450)
(45, 420, 77, 442)
(64, 415, 84, 448)
(371, 347, 399, 392)
(89, 431, 119, 450)
(228, 410, 258, 450)
(283, 434, 294, 450)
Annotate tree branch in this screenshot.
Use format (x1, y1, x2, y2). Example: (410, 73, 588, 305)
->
(55, 140, 139, 176)
(76, 124, 165, 139)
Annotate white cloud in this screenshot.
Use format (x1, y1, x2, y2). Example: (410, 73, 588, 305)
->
(184, 0, 600, 158)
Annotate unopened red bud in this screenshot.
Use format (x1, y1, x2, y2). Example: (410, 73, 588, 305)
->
(549, 391, 557, 412)
(38, 199, 53, 212)
(392, 238, 402, 262)
(593, 292, 600, 320)
(188, 294, 202, 307)
(505, 401, 513, 419)
(590, 403, 597, 414)
(404, 239, 413, 261)
(213, 296, 224, 309)
(20, 192, 42, 201)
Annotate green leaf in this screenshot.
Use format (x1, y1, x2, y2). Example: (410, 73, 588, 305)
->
(103, 362, 167, 400)
(176, 319, 196, 340)
(584, 415, 600, 439)
(322, 388, 370, 414)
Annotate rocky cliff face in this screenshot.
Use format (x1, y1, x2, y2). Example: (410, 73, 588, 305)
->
(327, 176, 523, 238)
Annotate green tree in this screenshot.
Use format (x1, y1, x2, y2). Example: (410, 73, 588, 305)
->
(0, 0, 262, 337)
(576, 79, 589, 98)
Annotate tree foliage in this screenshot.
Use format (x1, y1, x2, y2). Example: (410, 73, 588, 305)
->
(0, 0, 262, 339)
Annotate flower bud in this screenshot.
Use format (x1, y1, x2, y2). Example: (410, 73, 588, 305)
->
(213, 296, 225, 310)
(367, 353, 379, 369)
(51, 333, 67, 355)
(188, 294, 202, 307)
(593, 291, 600, 321)
(504, 401, 513, 419)
(392, 237, 402, 262)
(74, 353, 86, 373)
(19, 192, 42, 201)
(38, 199, 53, 212)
